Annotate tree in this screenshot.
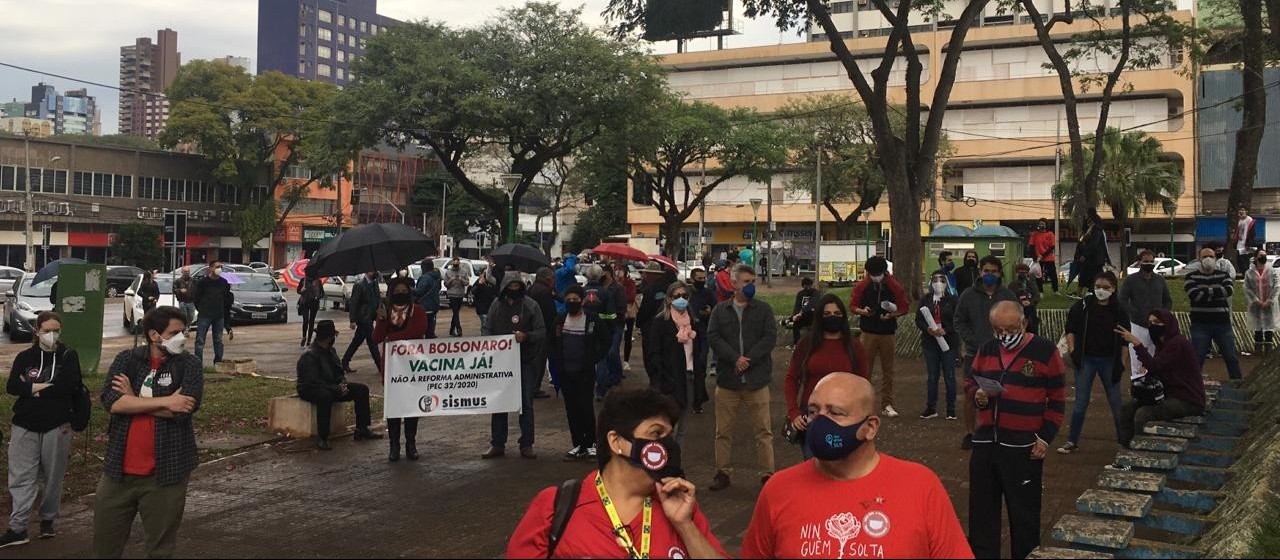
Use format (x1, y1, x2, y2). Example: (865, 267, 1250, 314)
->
(568, 197, 627, 255)
(624, 97, 787, 257)
(109, 223, 163, 270)
(1224, 0, 1267, 258)
(160, 60, 348, 247)
(334, 2, 668, 244)
(1053, 129, 1181, 228)
(235, 201, 278, 257)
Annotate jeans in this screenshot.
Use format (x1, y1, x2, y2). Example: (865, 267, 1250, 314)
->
(1191, 322, 1244, 380)
(8, 424, 72, 532)
(923, 343, 957, 415)
(194, 316, 225, 366)
(1067, 356, 1124, 445)
(178, 302, 196, 327)
(491, 359, 540, 449)
(342, 320, 381, 372)
(1118, 397, 1203, 447)
(594, 327, 624, 398)
(93, 475, 189, 559)
(297, 383, 372, 438)
(449, 297, 464, 336)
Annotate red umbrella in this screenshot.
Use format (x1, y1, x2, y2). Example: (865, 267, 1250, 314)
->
(281, 259, 310, 288)
(648, 254, 678, 271)
(592, 243, 647, 262)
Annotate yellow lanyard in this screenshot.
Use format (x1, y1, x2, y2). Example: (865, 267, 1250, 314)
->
(594, 473, 651, 559)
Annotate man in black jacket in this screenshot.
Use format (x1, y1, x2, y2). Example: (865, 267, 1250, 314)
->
(192, 263, 233, 367)
(789, 277, 819, 347)
(342, 271, 381, 374)
(527, 267, 558, 399)
(296, 320, 381, 450)
(687, 267, 716, 410)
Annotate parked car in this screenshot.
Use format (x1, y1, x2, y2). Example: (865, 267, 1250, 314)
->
(228, 273, 288, 325)
(3, 274, 55, 341)
(340, 274, 389, 310)
(123, 273, 197, 330)
(178, 263, 256, 278)
(247, 262, 271, 274)
(0, 265, 24, 303)
(1124, 257, 1187, 278)
(106, 266, 144, 298)
(322, 276, 347, 310)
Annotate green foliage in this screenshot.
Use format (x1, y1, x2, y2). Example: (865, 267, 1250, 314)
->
(335, 1, 668, 242)
(1053, 129, 1182, 227)
(109, 223, 162, 269)
(567, 197, 626, 254)
(234, 201, 279, 256)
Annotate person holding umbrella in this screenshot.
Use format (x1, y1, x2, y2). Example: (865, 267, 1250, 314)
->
(342, 271, 382, 375)
(374, 278, 427, 461)
(482, 272, 547, 460)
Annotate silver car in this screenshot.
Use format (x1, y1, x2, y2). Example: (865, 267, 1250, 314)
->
(0, 265, 24, 303)
(3, 274, 56, 341)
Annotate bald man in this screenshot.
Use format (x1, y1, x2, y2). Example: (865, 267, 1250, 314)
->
(742, 373, 973, 559)
(964, 301, 1066, 560)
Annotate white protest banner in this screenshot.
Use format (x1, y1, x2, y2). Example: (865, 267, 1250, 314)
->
(383, 335, 521, 418)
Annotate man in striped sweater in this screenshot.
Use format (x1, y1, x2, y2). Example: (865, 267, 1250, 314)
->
(965, 300, 1066, 560)
(1185, 246, 1244, 379)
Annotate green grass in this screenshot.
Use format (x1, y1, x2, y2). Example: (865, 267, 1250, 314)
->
(1246, 501, 1280, 559)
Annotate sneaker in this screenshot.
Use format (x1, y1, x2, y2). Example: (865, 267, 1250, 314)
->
(317, 438, 332, 451)
(353, 428, 384, 441)
(481, 446, 505, 459)
(882, 405, 900, 418)
(1104, 462, 1132, 472)
(623, 362, 631, 372)
(563, 446, 586, 461)
(587, 445, 598, 458)
(38, 521, 54, 539)
(709, 471, 731, 492)
(946, 412, 958, 420)
(0, 530, 28, 549)
(1057, 442, 1079, 454)
(961, 433, 973, 450)
(919, 408, 938, 419)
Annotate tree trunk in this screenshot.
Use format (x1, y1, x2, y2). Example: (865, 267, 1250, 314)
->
(661, 220, 683, 259)
(883, 142, 923, 300)
(1225, 0, 1266, 261)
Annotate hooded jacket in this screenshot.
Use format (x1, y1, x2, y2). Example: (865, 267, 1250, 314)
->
(484, 271, 546, 365)
(413, 267, 442, 311)
(1134, 309, 1206, 412)
(554, 254, 579, 299)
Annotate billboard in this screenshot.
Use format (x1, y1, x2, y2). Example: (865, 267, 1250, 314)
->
(643, 0, 725, 41)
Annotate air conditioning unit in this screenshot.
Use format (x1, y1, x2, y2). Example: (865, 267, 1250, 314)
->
(206, 210, 216, 220)
(90, 203, 100, 214)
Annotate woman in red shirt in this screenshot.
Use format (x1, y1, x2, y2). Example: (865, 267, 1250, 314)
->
(373, 277, 428, 462)
(784, 294, 868, 459)
(506, 389, 727, 559)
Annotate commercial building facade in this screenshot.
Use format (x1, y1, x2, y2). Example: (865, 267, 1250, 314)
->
(119, 28, 180, 139)
(5, 83, 101, 136)
(257, 0, 400, 86)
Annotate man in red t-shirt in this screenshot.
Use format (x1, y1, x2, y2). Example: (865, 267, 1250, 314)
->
(1029, 219, 1058, 294)
(743, 373, 972, 559)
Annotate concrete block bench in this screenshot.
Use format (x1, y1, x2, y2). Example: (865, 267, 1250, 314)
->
(1098, 470, 1166, 493)
(1076, 489, 1153, 519)
(215, 358, 258, 376)
(1027, 547, 1113, 559)
(1051, 514, 1134, 550)
(267, 395, 353, 439)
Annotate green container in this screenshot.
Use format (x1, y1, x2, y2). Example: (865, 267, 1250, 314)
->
(923, 225, 1025, 284)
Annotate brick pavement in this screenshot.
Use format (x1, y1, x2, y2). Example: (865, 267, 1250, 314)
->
(0, 311, 1250, 558)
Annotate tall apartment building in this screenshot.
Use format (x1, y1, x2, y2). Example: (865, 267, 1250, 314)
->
(0, 84, 100, 136)
(257, 0, 400, 86)
(119, 28, 180, 139)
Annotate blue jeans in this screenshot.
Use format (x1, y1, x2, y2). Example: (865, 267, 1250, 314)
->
(1068, 356, 1124, 444)
(491, 359, 539, 449)
(1191, 322, 1244, 380)
(595, 326, 623, 397)
(194, 316, 225, 366)
(178, 302, 196, 327)
(922, 344, 957, 415)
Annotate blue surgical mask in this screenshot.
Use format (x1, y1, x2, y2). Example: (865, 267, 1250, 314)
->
(982, 273, 999, 287)
(805, 414, 870, 461)
(742, 283, 757, 299)
(672, 297, 689, 311)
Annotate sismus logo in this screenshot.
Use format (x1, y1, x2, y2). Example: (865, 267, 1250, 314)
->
(420, 394, 488, 412)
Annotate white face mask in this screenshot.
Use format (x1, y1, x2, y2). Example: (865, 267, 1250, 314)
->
(1094, 288, 1113, 301)
(38, 331, 59, 351)
(931, 281, 948, 295)
(1201, 257, 1217, 270)
(997, 331, 1024, 350)
(160, 332, 187, 355)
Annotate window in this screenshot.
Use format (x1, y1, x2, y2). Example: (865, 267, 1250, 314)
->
(338, 32, 346, 45)
(318, 27, 332, 41)
(285, 165, 312, 179)
(73, 171, 89, 195)
(139, 177, 152, 199)
(370, 24, 378, 35)
(299, 42, 307, 55)
(337, 68, 346, 80)
(348, 35, 356, 47)
(350, 17, 358, 29)
(318, 9, 332, 23)
(338, 14, 346, 27)
(832, 1, 854, 13)
(360, 21, 367, 32)
(336, 50, 346, 62)
(298, 60, 308, 74)
(318, 45, 331, 59)
(1, 166, 16, 191)
(347, 70, 355, 81)
(92, 173, 108, 197)
(299, 23, 307, 37)
(317, 63, 331, 77)
(114, 175, 132, 198)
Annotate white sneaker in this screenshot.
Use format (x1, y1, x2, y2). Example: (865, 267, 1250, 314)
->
(622, 362, 631, 372)
(587, 445, 598, 458)
(882, 405, 900, 418)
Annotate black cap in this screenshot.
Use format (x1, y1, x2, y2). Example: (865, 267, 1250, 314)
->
(314, 320, 337, 341)
(865, 256, 888, 275)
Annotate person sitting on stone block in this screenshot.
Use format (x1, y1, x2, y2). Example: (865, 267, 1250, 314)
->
(296, 320, 381, 451)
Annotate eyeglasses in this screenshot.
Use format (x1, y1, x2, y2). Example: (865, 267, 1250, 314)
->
(672, 293, 688, 299)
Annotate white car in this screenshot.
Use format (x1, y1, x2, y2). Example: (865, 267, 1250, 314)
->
(123, 273, 197, 330)
(1124, 258, 1187, 278)
(0, 265, 24, 303)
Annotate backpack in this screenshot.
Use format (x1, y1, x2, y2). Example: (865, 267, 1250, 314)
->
(546, 478, 582, 559)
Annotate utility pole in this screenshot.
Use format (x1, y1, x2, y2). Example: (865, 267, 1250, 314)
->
(766, 176, 773, 286)
(698, 159, 706, 262)
(23, 131, 33, 272)
(1054, 112, 1062, 276)
(814, 147, 822, 281)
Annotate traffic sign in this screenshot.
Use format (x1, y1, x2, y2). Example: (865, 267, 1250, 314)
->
(164, 209, 188, 247)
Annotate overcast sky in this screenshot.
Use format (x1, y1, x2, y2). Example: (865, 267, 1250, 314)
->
(0, 0, 799, 135)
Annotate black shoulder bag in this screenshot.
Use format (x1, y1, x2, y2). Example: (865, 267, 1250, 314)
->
(546, 478, 582, 559)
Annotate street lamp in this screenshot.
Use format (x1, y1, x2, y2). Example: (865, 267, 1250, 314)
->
(750, 198, 762, 273)
(499, 174, 522, 244)
(862, 208, 874, 255)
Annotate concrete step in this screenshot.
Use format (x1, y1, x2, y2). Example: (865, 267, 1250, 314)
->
(1215, 386, 1252, 401)
(1134, 509, 1215, 536)
(1120, 537, 1204, 559)
(1129, 435, 1189, 454)
(1115, 450, 1180, 471)
(1154, 488, 1224, 514)
(1052, 514, 1135, 550)
(1143, 422, 1197, 439)
(1027, 546, 1114, 559)
(1199, 421, 1248, 437)
(1180, 449, 1237, 468)
(1169, 465, 1231, 489)
(1076, 489, 1154, 518)
(1212, 398, 1256, 411)
(1098, 470, 1166, 493)
(1205, 409, 1251, 425)
(1169, 415, 1205, 425)
(1189, 434, 1241, 452)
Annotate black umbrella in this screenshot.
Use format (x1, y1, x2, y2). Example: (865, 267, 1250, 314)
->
(490, 243, 550, 274)
(32, 257, 88, 285)
(306, 223, 437, 279)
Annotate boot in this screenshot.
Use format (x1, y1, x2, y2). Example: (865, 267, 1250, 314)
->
(405, 420, 419, 460)
(406, 440, 419, 461)
(387, 421, 401, 462)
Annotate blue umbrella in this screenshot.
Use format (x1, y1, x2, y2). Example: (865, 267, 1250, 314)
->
(32, 257, 87, 285)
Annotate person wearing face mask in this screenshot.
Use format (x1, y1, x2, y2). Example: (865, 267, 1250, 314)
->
(847, 256, 909, 418)
(953, 250, 982, 295)
(784, 295, 868, 459)
(373, 277, 427, 461)
(507, 389, 726, 559)
(1115, 310, 1206, 449)
(138, 271, 160, 315)
(643, 282, 707, 445)
(1229, 206, 1259, 275)
(411, 259, 442, 339)
(2, 312, 82, 548)
(742, 373, 972, 559)
(341, 271, 383, 375)
(953, 256, 1017, 451)
(172, 267, 195, 325)
(191, 262, 233, 367)
(444, 257, 469, 337)
(1058, 272, 1130, 455)
(707, 265, 777, 491)
(934, 251, 959, 295)
(554, 286, 611, 461)
(788, 277, 820, 347)
(1075, 209, 1111, 300)
(481, 272, 547, 459)
(1185, 246, 1244, 380)
(296, 320, 381, 452)
(1028, 219, 1059, 294)
(1008, 262, 1042, 335)
(1119, 250, 1173, 378)
(1244, 249, 1280, 355)
(615, 262, 638, 371)
(94, 307, 202, 559)
(965, 301, 1065, 560)
(1211, 242, 1237, 279)
(916, 272, 960, 421)
(528, 268, 559, 399)
(687, 267, 716, 410)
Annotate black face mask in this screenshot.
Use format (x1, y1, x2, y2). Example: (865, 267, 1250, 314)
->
(1140, 263, 1155, 272)
(566, 301, 583, 314)
(1148, 323, 1166, 343)
(506, 289, 524, 302)
(626, 436, 684, 481)
(821, 315, 846, 333)
(391, 292, 411, 306)
(692, 280, 706, 289)
(965, 258, 977, 266)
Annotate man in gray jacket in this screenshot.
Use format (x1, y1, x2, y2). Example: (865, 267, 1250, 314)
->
(953, 255, 1017, 450)
(707, 265, 777, 491)
(443, 257, 469, 337)
(481, 271, 546, 460)
(1119, 249, 1173, 377)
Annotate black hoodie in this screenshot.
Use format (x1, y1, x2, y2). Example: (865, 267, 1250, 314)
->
(7, 343, 83, 432)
